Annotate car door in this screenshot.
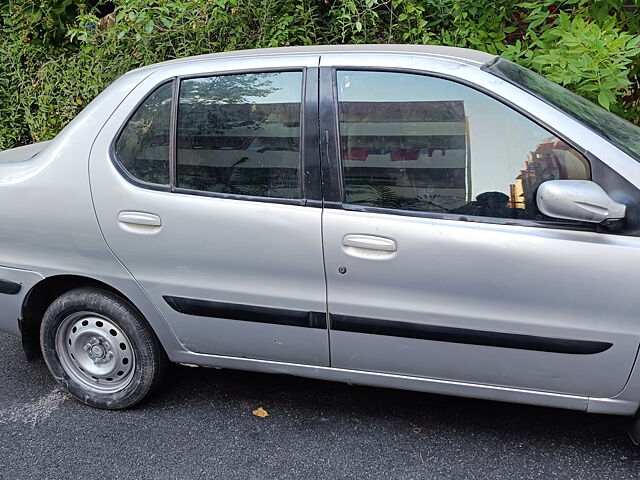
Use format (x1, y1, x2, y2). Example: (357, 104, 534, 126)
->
(319, 55, 640, 398)
(90, 55, 329, 366)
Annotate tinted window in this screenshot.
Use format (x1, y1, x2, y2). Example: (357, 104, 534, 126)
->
(115, 82, 172, 184)
(176, 72, 303, 199)
(337, 71, 590, 222)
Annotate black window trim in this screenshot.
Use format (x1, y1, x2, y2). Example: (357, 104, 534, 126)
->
(168, 75, 179, 187)
(322, 65, 598, 233)
(110, 66, 321, 207)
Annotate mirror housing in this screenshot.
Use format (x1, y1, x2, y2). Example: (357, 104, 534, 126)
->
(536, 180, 626, 224)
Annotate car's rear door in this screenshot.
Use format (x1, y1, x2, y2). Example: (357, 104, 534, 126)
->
(90, 55, 329, 366)
(319, 53, 640, 398)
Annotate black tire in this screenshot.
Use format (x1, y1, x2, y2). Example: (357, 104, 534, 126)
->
(40, 287, 167, 409)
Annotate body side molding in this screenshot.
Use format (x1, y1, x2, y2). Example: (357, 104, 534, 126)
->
(163, 296, 327, 329)
(163, 295, 612, 355)
(331, 314, 613, 355)
(0, 279, 21, 295)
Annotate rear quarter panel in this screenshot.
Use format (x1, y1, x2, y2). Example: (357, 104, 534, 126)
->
(0, 67, 184, 355)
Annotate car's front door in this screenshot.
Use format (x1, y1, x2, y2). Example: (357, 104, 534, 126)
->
(320, 61, 640, 398)
(90, 56, 329, 366)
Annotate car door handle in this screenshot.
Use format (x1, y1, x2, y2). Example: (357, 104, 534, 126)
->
(118, 211, 162, 227)
(342, 234, 397, 252)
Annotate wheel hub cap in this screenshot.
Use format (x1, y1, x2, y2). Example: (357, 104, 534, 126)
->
(90, 344, 106, 359)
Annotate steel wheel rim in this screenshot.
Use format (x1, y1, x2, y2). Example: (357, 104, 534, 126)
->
(55, 312, 136, 394)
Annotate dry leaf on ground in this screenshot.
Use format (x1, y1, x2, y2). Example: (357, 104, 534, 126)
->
(252, 407, 269, 418)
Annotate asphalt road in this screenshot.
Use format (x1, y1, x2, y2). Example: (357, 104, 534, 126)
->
(1, 331, 640, 479)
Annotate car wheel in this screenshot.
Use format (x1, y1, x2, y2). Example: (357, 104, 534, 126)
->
(40, 287, 167, 409)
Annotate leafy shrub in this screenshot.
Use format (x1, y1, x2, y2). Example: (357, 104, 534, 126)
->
(503, 6, 640, 118)
(1, 0, 639, 150)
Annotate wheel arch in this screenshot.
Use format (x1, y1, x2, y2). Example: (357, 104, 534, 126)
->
(20, 274, 174, 361)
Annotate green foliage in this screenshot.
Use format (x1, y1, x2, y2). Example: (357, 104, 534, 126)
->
(0, 0, 84, 149)
(1, 0, 640, 150)
(1, 0, 84, 50)
(503, 4, 640, 117)
(422, 0, 518, 55)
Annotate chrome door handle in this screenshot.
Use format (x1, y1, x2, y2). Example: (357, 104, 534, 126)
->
(342, 234, 397, 252)
(118, 211, 162, 227)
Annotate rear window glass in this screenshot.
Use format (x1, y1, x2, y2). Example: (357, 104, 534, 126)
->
(114, 82, 172, 185)
(175, 72, 303, 199)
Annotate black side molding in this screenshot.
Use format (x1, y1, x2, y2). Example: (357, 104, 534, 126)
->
(163, 296, 327, 329)
(162, 295, 612, 355)
(330, 315, 613, 355)
(0, 279, 21, 295)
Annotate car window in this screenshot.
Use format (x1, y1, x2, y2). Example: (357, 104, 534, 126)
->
(176, 71, 303, 199)
(114, 82, 172, 185)
(336, 70, 591, 222)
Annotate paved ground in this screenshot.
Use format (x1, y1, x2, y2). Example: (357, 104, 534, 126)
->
(1, 332, 640, 479)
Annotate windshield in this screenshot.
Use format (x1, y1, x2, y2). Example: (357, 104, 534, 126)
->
(483, 58, 640, 162)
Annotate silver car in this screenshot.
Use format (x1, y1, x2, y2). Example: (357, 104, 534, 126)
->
(3, 45, 640, 442)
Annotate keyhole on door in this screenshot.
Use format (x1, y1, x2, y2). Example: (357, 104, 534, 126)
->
(338, 266, 347, 275)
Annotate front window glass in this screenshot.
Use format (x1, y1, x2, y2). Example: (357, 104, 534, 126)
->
(484, 58, 640, 163)
(176, 71, 303, 199)
(337, 70, 590, 222)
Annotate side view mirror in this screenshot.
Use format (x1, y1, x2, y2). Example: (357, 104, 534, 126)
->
(536, 180, 626, 224)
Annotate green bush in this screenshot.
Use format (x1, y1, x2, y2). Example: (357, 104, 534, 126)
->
(1, 0, 639, 150)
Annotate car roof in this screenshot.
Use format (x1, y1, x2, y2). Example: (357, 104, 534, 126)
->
(132, 44, 496, 73)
